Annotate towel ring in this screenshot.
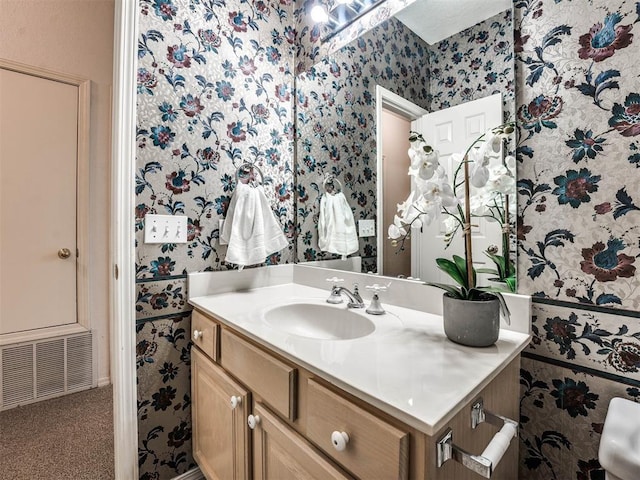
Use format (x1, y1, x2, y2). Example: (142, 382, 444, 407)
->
(323, 175, 343, 195)
(236, 162, 264, 186)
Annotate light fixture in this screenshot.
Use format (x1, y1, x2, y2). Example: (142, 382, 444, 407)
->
(310, 4, 329, 23)
(311, 0, 388, 42)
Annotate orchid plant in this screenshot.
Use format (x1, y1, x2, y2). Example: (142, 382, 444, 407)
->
(388, 122, 516, 300)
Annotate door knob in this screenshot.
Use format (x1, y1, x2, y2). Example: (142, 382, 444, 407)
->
(58, 248, 72, 259)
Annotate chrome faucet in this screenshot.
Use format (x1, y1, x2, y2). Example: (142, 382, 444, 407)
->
(327, 284, 365, 309)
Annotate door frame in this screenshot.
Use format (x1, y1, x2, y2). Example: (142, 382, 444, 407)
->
(0, 59, 91, 347)
(375, 85, 427, 276)
(111, 0, 139, 478)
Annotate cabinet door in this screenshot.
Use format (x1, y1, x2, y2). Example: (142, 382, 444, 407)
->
(252, 403, 352, 480)
(192, 347, 250, 480)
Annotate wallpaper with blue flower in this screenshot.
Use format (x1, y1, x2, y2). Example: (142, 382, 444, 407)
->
(515, 0, 640, 478)
(135, 0, 296, 476)
(294, 17, 430, 272)
(515, 0, 639, 308)
(429, 9, 515, 123)
(132, 0, 640, 478)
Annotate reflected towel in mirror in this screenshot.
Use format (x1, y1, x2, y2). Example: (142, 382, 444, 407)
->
(318, 191, 358, 258)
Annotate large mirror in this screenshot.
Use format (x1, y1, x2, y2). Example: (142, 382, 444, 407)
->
(294, 0, 515, 286)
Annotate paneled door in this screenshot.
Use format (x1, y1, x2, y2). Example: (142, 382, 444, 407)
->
(411, 93, 503, 284)
(0, 62, 88, 336)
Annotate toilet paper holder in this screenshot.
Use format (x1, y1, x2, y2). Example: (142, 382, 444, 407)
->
(436, 398, 518, 478)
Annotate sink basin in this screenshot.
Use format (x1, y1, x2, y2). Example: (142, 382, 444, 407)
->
(263, 303, 375, 340)
(599, 397, 640, 480)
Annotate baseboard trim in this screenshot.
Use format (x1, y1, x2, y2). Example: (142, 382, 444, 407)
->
(97, 376, 111, 387)
(172, 467, 204, 480)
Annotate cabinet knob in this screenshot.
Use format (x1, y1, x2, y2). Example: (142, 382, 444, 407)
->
(331, 431, 350, 451)
(230, 395, 242, 409)
(193, 330, 203, 341)
(247, 414, 261, 430)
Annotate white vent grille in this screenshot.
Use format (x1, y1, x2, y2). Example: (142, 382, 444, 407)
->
(0, 332, 94, 411)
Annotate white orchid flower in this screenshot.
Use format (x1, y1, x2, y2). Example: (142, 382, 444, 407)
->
(486, 164, 515, 194)
(388, 217, 407, 239)
(468, 147, 490, 188)
(470, 189, 494, 215)
(480, 131, 503, 159)
(409, 153, 440, 181)
(442, 215, 459, 236)
(504, 155, 516, 176)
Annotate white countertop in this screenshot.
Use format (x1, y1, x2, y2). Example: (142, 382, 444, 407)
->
(189, 282, 530, 436)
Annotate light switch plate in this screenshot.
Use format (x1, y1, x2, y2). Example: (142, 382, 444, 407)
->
(144, 214, 188, 244)
(358, 219, 376, 237)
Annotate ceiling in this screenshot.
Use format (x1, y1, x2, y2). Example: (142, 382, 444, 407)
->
(394, 0, 512, 45)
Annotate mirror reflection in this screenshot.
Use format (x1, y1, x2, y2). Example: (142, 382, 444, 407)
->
(294, 0, 515, 286)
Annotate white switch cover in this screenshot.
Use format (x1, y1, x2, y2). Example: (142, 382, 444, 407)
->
(144, 214, 188, 244)
(358, 219, 375, 237)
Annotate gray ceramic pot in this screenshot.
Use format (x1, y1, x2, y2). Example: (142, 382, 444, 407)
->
(442, 293, 500, 347)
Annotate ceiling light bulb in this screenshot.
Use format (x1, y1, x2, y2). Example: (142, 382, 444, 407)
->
(310, 4, 329, 22)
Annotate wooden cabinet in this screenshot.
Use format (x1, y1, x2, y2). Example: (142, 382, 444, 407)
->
(252, 403, 352, 480)
(191, 308, 520, 480)
(306, 378, 410, 480)
(192, 347, 250, 480)
(192, 310, 219, 361)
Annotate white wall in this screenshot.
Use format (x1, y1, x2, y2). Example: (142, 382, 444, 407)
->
(0, 0, 115, 384)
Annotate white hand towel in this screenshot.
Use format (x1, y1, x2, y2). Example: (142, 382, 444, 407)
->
(318, 191, 358, 257)
(257, 185, 289, 256)
(223, 183, 288, 269)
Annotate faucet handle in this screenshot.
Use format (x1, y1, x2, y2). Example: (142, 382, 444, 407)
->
(365, 283, 389, 315)
(326, 277, 344, 304)
(365, 283, 389, 293)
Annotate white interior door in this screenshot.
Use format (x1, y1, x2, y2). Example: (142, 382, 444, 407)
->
(411, 94, 502, 284)
(0, 67, 78, 335)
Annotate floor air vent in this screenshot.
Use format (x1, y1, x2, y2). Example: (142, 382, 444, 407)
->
(1, 332, 94, 411)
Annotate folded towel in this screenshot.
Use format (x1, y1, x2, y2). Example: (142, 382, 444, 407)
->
(222, 182, 288, 269)
(318, 191, 358, 257)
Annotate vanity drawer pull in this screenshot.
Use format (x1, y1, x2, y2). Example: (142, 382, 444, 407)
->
(247, 414, 261, 430)
(230, 395, 242, 409)
(331, 431, 350, 451)
(191, 310, 219, 361)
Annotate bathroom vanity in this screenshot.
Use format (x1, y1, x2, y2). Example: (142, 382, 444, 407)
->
(188, 266, 531, 480)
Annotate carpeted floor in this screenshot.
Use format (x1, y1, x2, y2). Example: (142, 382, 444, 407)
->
(0, 385, 115, 480)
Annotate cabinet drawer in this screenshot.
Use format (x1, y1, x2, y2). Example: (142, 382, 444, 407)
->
(192, 310, 219, 361)
(220, 329, 297, 420)
(253, 403, 352, 480)
(306, 379, 409, 480)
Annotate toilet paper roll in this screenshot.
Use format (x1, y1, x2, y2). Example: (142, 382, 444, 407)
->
(480, 423, 517, 468)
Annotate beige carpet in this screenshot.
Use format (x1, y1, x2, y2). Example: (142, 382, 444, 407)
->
(0, 385, 115, 480)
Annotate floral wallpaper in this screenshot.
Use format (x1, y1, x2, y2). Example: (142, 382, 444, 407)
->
(131, 0, 640, 478)
(515, 0, 639, 308)
(294, 0, 415, 74)
(429, 9, 515, 124)
(135, 0, 296, 476)
(515, 0, 640, 478)
(294, 17, 430, 272)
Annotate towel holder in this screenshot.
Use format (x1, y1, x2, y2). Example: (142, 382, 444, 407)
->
(236, 162, 264, 186)
(322, 174, 343, 195)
